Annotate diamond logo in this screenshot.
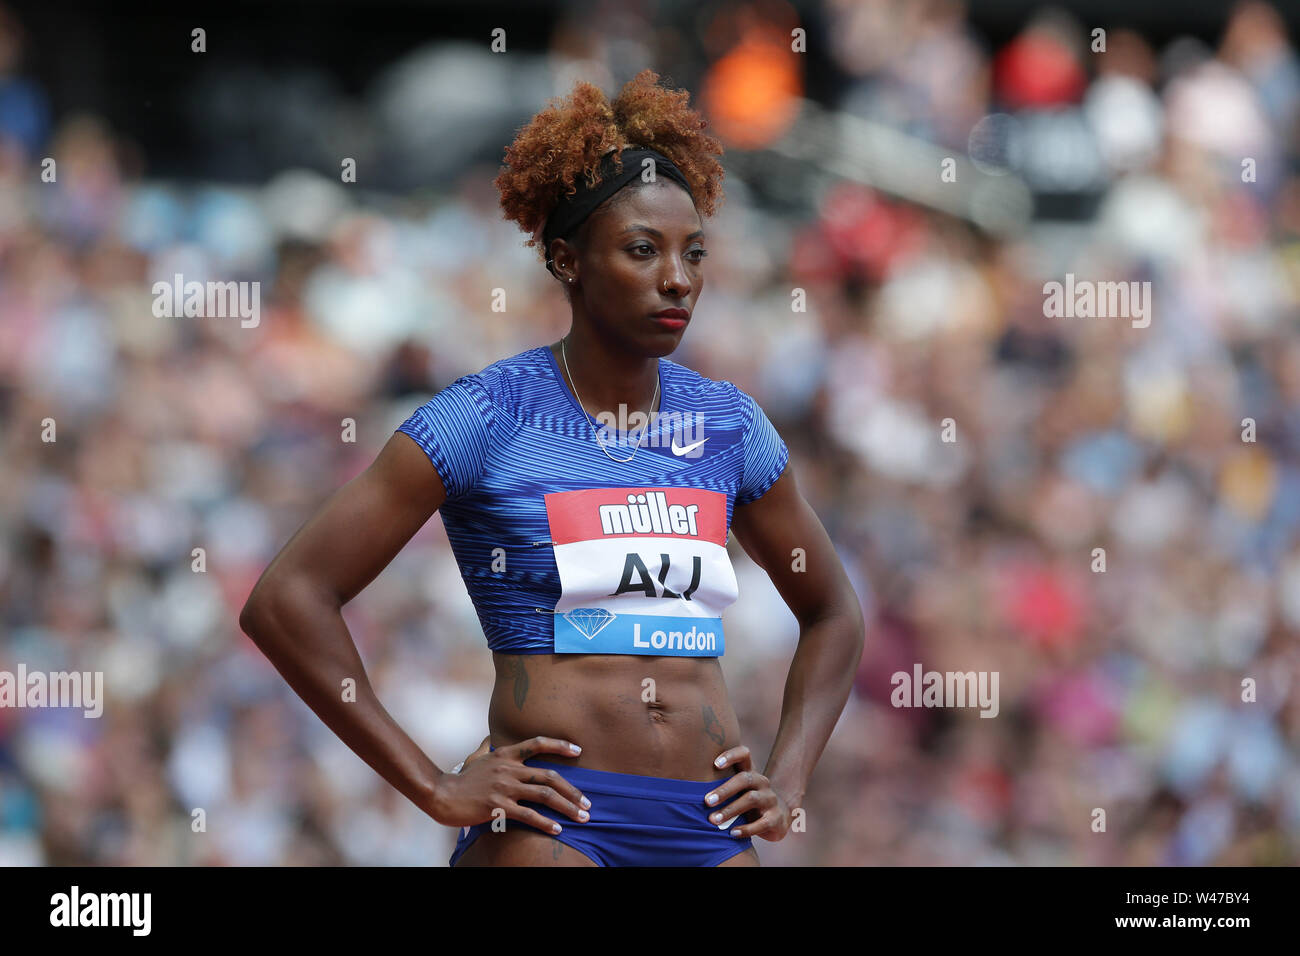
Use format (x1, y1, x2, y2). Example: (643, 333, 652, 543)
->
(563, 607, 616, 640)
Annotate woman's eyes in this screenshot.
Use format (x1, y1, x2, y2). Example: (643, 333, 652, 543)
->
(630, 242, 708, 260)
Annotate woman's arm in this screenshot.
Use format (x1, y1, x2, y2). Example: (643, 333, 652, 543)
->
(238, 432, 451, 819)
(239, 432, 591, 832)
(728, 463, 866, 814)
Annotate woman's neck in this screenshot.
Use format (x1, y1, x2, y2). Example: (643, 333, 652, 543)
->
(551, 334, 662, 418)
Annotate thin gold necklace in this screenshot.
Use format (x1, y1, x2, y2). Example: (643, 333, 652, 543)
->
(560, 336, 660, 464)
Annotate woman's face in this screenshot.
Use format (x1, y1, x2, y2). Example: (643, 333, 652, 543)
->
(561, 179, 706, 356)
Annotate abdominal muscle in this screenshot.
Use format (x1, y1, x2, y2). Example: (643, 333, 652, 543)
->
(487, 652, 743, 784)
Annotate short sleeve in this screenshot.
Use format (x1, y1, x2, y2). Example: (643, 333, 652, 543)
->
(396, 373, 495, 500)
(730, 382, 789, 506)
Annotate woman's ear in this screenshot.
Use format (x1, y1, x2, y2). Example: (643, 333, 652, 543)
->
(549, 238, 579, 284)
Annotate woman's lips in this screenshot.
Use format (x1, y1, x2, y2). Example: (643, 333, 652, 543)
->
(651, 308, 689, 330)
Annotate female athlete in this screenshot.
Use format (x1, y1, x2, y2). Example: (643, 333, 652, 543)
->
(239, 70, 866, 866)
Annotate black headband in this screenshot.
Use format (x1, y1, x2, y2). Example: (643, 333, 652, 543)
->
(542, 146, 696, 276)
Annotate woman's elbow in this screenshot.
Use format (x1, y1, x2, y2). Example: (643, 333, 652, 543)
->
(238, 584, 271, 642)
(239, 574, 291, 643)
(240, 571, 336, 645)
(800, 588, 866, 643)
(835, 586, 867, 649)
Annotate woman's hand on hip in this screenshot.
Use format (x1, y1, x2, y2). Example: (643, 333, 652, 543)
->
(430, 735, 591, 833)
(703, 744, 792, 842)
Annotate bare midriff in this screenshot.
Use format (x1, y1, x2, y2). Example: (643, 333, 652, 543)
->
(488, 652, 742, 784)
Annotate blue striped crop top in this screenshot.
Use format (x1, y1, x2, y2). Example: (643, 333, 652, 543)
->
(395, 345, 788, 655)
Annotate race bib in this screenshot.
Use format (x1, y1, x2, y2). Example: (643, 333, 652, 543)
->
(544, 487, 737, 656)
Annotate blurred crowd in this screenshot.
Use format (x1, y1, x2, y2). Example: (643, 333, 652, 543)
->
(1, 0, 1299, 866)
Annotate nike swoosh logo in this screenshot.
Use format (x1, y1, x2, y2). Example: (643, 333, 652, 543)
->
(671, 437, 709, 456)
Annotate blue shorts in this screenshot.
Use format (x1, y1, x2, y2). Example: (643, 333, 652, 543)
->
(448, 750, 756, 867)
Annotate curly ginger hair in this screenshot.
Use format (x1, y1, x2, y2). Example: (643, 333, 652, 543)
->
(495, 69, 725, 265)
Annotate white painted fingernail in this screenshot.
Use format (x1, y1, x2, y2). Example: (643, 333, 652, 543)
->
(578, 810, 589, 821)
(570, 744, 581, 753)
(715, 756, 725, 767)
(706, 793, 718, 805)
(580, 796, 591, 809)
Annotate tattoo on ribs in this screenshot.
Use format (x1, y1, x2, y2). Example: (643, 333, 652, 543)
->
(702, 705, 725, 745)
(506, 657, 529, 709)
